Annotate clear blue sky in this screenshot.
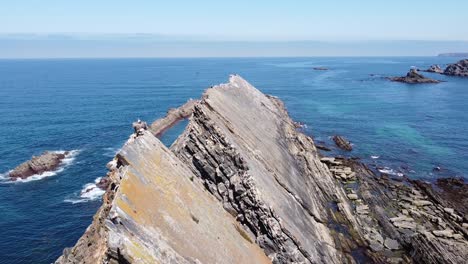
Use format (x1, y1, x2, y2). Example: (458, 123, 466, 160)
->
(1, 1, 468, 57)
(2, 0, 467, 40)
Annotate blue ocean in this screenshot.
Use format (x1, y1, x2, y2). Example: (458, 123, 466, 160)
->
(0, 57, 467, 263)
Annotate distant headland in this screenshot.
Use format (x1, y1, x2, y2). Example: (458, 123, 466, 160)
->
(438, 53, 468, 57)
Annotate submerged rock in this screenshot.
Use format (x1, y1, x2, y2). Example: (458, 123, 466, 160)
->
(389, 69, 440, 84)
(9, 151, 69, 180)
(444, 59, 468, 77)
(313, 67, 329, 71)
(333, 135, 353, 151)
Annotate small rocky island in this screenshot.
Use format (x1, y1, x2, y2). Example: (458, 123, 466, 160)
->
(9, 151, 69, 180)
(389, 69, 440, 84)
(333, 135, 353, 151)
(424, 64, 444, 74)
(444, 59, 468, 77)
(57, 76, 467, 264)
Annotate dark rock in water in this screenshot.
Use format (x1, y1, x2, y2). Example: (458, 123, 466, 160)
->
(444, 59, 468, 77)
(333, 135, 353, 151)
(316, 144, 332, 151)
(389, 69, 440, 84)
(9, 151, 69, 180)
(313, 67, 329, 71)
(424, 64, 444, 74)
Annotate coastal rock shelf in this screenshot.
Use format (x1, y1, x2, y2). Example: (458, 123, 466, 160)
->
(57, 75, 467, 263)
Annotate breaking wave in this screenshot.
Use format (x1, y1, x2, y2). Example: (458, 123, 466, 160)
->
(378, 167, 404, 177)
(64, 177, 105, 204)
(103, 147, 121, 157)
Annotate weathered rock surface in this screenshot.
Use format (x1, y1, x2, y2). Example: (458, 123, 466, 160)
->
(444, 59, 468, 77)
(57, 131, 270, 264)
(333, 158, 468, 263)
(57, 75, 467, 264)
(9, 151, 69, 180)
(425, 65, 444, 74)
(389, 69, 440, 84)
(333, 135, 353, 151)
(171, 75, 362, 263)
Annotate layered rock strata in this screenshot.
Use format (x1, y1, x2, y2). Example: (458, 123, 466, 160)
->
(171, 76, 362, 263)
(57, 75, 467, 264)
(57, 131, 270, 264)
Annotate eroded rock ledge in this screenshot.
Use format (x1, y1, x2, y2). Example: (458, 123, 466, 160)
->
(57, 75, 467, 264)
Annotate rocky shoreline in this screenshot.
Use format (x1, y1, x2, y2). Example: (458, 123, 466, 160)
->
(56, 76, 467, 263)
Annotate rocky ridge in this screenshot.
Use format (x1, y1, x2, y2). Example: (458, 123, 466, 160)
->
(57, 75, 467, 263)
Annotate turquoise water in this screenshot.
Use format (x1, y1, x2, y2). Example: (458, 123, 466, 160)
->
(0, 57, 467, 263)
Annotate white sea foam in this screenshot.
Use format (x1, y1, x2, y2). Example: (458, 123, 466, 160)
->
(378, 167, 404, 177)
(64, 177, 105, 204)
(103, 147, 121, 157)
(2, 150, 80, 183)
(0, 171, 11, 181)
(371, 155, 380, 159)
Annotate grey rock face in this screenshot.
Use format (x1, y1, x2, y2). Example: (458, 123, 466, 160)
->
(444, 59, 468, 77)
(171, 75, 360, 263)
(56, 131, 270, 264)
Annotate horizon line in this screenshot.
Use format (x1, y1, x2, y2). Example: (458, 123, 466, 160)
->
(0, 55, 454, 60)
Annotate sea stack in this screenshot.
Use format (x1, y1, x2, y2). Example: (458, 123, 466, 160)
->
(389, 69, 440, 84)
(9, 151, 69, 180)
(444, 59, 468, 77)
(57, 76, 468, 264)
